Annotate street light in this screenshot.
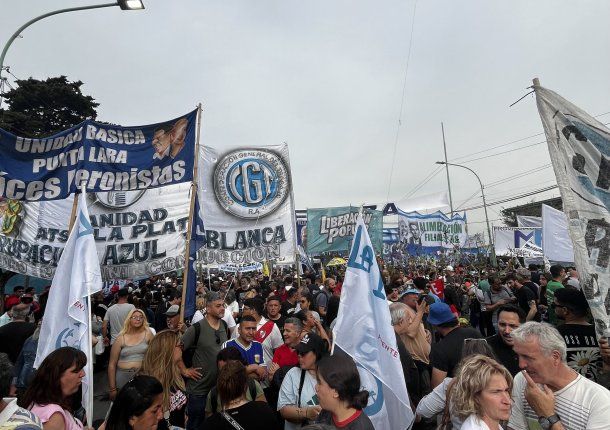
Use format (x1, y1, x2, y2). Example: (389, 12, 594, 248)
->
(436, 161, 497, 267)
(0, 1, 144, 91)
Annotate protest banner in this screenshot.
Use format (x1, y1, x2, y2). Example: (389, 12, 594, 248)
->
(198, 144, 296, 266)
(517, 215, 542, 228)
(34, 190, 102, 424)
(493, 226, 543, 258)
(542, 204, 574, 263)
(0, 110, 197, 201)
(333, 214, 413, 429)
(396, 210, 470, 255)
(535, 82, 610, 337)
(306, 206, 383, 255)
(0, 183, 190, 280)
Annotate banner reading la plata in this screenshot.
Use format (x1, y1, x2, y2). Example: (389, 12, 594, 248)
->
(306, 206, 383, 255)
(535, 84, 610, 337)
(0, 109, 197, 201)
(198, 144, 296, 266)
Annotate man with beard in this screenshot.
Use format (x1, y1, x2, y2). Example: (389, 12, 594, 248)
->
(487, 304, 525, 376)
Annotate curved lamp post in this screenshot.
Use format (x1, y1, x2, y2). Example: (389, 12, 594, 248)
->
(436, 161, 497, 267)
(0, 1, 144, 90)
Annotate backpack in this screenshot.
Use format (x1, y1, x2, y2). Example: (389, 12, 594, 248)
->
(210, 378, 258, 413)
(183, 319, 228, 368)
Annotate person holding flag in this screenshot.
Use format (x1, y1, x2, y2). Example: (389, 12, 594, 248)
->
(332, 213, 414, 429)
(32, 190, 103, 427)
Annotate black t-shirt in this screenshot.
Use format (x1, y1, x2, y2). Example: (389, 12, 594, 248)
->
(557, 323, 603, 382)
(202, 401, 280, 430)
(268, 314, 286, 335)
(430, 326, 482, 377)
(0, 321, 36, 363)
(316, 409, 375, 430)
(486, 334, 520, 376)
(514, 286, 535, 316)
(523, 281, 539, 299)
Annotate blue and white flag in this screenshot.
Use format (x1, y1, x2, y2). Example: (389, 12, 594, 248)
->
(34, 190, 102, 424)
(185, 189, 205, 319)
(297, 245, 316, 273)
(333, 214, 413, 429)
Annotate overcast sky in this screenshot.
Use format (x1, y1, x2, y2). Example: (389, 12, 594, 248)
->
(3, 0, 610, 237)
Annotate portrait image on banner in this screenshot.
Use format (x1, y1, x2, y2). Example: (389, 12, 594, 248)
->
(0, 110, 197, 201)
(0, 184, 190, 280)
(396, 210, 469, 255)
(306, 206, 383, 255)
(198, 144, 296, 266)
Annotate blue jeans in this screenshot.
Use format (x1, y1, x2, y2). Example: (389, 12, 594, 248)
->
(186, 393, 207, 430)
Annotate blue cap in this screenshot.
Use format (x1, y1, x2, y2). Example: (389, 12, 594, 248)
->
(399, 288, 420, 299)
(427, 302, 457, 326)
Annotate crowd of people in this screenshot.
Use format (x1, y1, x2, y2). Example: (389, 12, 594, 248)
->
(0, 259, 609, 430)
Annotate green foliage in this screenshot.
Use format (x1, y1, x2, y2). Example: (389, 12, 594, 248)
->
(0, 75, 99, 137)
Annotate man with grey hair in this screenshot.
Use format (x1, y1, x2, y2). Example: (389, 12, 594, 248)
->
(0, 353, 42, 429)
(508, 321, 610, 430)
(0, 303, 35, 363)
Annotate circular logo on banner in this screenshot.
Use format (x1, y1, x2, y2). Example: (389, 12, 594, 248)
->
(214, 149, 290, 219)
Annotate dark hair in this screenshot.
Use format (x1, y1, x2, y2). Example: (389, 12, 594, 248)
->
(217, 347, 247, 366)
(287, 288, 299, 299)
(266, 296, 281, 304)
(244, 297, 264, 317)
(13, 286, 24, 293)
(166, 289, 181, 301)
(550, 264, 564, 278)
(437, 319, 459, 328)
(0, 353, 13, 397)
(300, 292, 313, 306)
(217, 361, 248, 407)
(106, 375, 163, 430)
(241, 315, 257, 324)
(325, 296, 340, 326)
(19, 347, 87, 411)
(413, 277, 427, 290)
(497, 304, 526, 323)
(555, 288, 589, 317)
(316, 355, 368, 409)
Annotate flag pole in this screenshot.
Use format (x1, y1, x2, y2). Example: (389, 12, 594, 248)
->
(68, 192, 79, 231)
(180, 103, 203, 323)
(285, 142, 301, 289)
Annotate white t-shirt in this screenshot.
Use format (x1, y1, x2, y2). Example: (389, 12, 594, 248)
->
(277, 367, 318, 430)
(191, 309, 237, 336)
(462, 415, 499, 430)
(508, 371, 610, 430)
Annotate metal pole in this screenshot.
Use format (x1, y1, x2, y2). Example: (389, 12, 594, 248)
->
(0, 2, 119, 101)
(441, 122, 454, 216)
(437, 161, 497, 267)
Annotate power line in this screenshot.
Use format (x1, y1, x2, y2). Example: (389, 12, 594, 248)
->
(460, 185, 558, 211)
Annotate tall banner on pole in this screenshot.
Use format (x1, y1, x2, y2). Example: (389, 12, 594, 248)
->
(535, 83, 610, 337)
(34, 191, 102, 424)
(198, 144, 296, 266)
(0, 110, 197, 201)
(333, 215, 413, 429)
(493, 226, 543, 258)
(542, 204, 574, 263)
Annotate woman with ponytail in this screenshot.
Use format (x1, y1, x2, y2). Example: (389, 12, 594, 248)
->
(314, 354, 374, 430)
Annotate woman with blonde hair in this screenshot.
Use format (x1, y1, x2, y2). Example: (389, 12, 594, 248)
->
(450, 355, 513, 430)
(108, 308, 154, 399)
(139, 330, 187, 430)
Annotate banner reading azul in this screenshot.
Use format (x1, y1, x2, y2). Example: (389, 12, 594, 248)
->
(198, 144, 296, 266)
(0, 184, 190, 280)
(306, 207, 383, 255)
(0, 110, 197, 201)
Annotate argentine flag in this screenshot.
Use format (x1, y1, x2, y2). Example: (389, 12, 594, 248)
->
(333, 214, 413, 429)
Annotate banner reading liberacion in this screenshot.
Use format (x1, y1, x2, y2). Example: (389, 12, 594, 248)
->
(306, 206, 383, 255)
(0, 184, 190, 280)
(0, 109, 197, 201)
(396, 210, 469, 255)
(198, 144, 296, 266)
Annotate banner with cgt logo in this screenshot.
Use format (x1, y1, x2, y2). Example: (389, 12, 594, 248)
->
(198, 144, 296, 266)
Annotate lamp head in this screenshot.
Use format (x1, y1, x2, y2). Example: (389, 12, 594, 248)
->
(118, 0, 145, 10)
(435, 161, 445, 165)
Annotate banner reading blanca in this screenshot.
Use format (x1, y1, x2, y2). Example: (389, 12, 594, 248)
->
(0, 110, 197, 201)
(306, 207, 383, 255)
(0, 184, 190, 280)
(198, 144, 296, 266)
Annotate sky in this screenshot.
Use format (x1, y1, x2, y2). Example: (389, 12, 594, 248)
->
(2, 0, 610, 238)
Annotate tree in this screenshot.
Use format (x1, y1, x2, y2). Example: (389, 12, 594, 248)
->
(0, 75, 99, 137)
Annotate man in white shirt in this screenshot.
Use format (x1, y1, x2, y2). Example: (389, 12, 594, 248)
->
(508, 322, 610, 430)
(102, 288, 135, 345)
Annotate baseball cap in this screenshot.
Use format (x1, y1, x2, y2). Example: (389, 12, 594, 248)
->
(399, 288, 420, 300)
(295, 333, 327, 356)
(426, 302, 457, 326)
(445, 265, 454, 272)
(165, 305, 180, 317)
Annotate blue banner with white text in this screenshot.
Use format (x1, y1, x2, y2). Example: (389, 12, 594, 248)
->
(0, 109, 197, 201)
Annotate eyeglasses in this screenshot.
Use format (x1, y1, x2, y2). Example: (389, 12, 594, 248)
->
(131, 316, 144, 320)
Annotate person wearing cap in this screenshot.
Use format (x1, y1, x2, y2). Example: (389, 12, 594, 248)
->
(428, 302, 482, 388)
(278, 333, 328, 429)
(165, 304, 185, 333)
(103, 288, 135, 345)
(554, 288, 603, 382)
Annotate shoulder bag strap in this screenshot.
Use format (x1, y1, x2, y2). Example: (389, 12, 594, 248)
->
(297, 368, 306, 408)
(221, 411, 245, 430)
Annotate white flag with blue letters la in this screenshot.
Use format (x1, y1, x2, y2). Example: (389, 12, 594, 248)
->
(34, 191, 102, 424)
(333, 214, 413, 429)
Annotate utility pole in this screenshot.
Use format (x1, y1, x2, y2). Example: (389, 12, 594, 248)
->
(441, 122, 454, 216)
